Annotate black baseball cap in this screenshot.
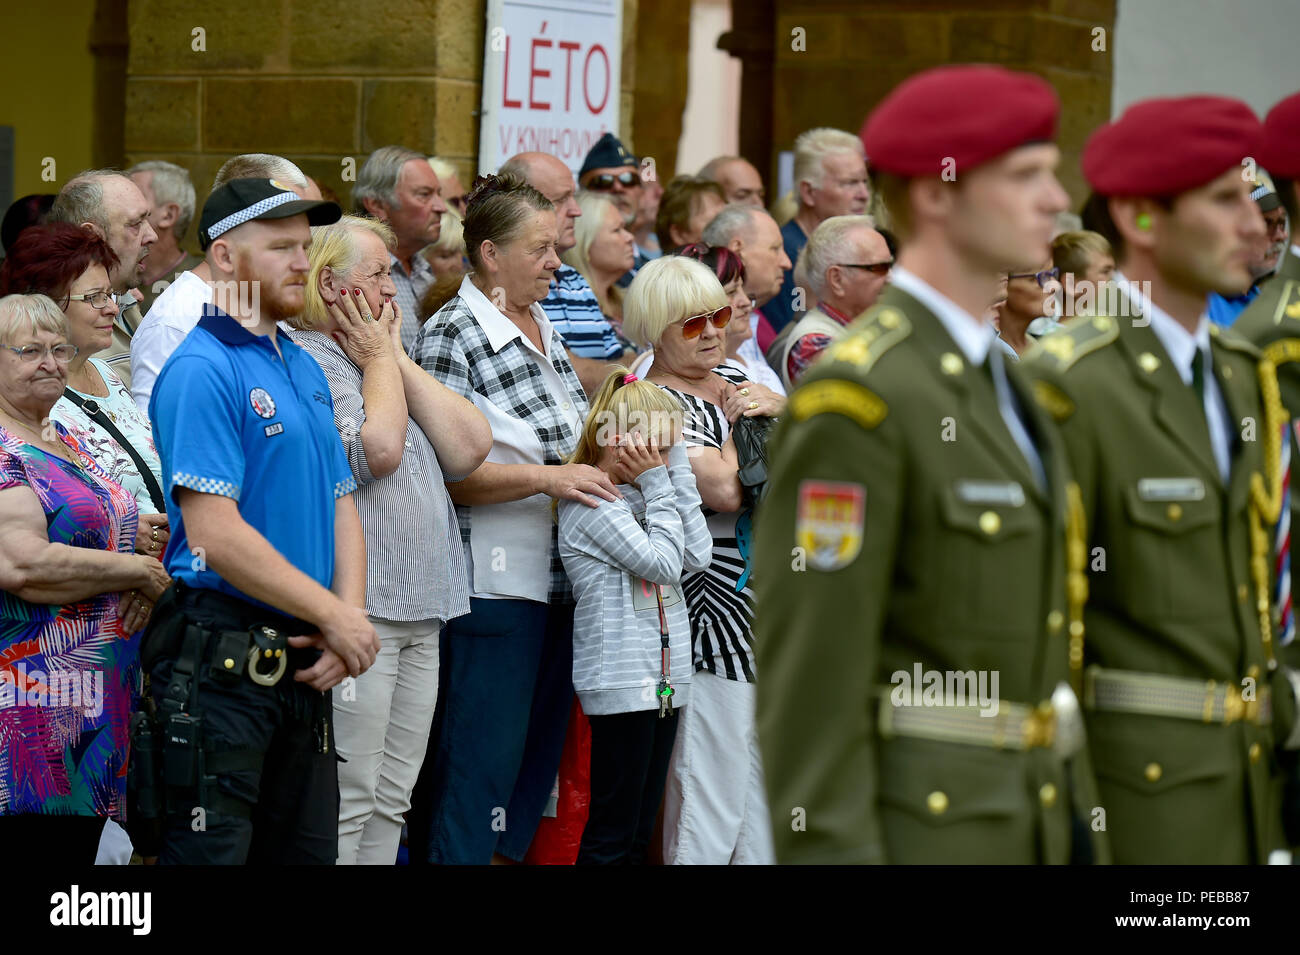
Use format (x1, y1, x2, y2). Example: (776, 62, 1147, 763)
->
(198, 178, 341, 250)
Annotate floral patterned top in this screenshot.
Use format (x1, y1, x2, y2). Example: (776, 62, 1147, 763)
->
(0, 423, 141, 820)
(50, 357, 164, 515)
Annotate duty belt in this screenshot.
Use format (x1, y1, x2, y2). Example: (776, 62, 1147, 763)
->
(1082, 665, 1272, 726)
(877, 682, 1085, 760)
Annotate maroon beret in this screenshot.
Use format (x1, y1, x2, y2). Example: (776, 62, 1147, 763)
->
(1082, 96, 1263, 197)
(860, 65, 1059, 177)
(1258, 91, 1300, 180)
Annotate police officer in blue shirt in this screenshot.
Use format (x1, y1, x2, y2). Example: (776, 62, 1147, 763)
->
(140, 179, 380, 864)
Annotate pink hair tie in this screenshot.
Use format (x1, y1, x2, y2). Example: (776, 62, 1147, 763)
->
(623, 373, 638, 384)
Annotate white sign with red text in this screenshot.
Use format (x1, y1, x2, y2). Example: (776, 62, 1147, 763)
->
(478, 0, 623, 177)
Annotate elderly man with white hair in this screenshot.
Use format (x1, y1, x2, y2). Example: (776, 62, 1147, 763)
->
(46, 169, 159, 390)
(778, 215, 892, 390)
(127, 161, 202, 315)
(765, 128, 870, 335)
(129, 154, 318, 410)
(354, 146, 448, 350)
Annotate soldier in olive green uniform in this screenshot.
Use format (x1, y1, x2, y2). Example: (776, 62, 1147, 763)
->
(754, 66, 1108, 865)
(1022, 95, 1296, 864)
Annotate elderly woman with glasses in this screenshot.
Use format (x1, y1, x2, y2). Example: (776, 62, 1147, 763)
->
(283, 214, 491, 865)
(0, 223, 170, 559)
(0, 293, 170, 862)
(995, 261, 1062, 359)
(622, 255, 784, 865)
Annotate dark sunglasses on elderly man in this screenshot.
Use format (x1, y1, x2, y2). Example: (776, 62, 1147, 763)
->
(681, 305, 732, 339)
(586, 171, 641, 191)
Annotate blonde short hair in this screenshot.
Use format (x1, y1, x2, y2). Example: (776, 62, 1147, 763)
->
(296, 215, 396, 330)
(562, 191, 619, 283)
(429, 211, 464, 255)
(793, 127, 864, 191)
(0, 293, 68, 345)
(622, 255, 729, 348)
(1052, 230, 1113, 277)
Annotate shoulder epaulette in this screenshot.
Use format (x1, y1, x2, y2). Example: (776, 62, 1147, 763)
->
(1271, 279, 1300, 326)
(1207, 323, 1261, 359)
(1032, 314, 1118, 372)
(822, 305, 911, 376)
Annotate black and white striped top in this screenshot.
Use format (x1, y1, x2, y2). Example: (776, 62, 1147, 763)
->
(659, 363, 757, 683)
(289, 329, 470, 625)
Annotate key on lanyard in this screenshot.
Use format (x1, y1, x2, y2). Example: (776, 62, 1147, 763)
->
(655, 583, 674, 717)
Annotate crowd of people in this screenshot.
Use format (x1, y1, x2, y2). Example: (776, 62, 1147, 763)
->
(1, 62, 1299, 866)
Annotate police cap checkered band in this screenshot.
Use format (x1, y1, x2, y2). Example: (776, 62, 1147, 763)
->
(198, 178, 342, 250)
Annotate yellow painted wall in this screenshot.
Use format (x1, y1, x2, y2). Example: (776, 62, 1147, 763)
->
(0, 0, 97, 198)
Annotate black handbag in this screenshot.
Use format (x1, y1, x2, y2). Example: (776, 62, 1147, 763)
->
(733, 413, 776, 508)
(62, 387, 167, 513)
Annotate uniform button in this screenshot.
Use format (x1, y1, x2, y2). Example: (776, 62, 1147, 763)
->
(1166, 504, 1182, 521)
(1144, 762, 1162, 783)
(1249, 742, 1262, 763)
(1222, 365, 1233, 380)
(978, 511, 1001, 535)
(926, 791, 949, 815)
(1046, 610, 1064, 633)
(1038, 783, 1058, 808)
(223, 658, 235, 670)
(1238, 583, 1249, 602)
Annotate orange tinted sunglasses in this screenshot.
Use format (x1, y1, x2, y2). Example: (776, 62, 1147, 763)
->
(681, 305, 732, 339)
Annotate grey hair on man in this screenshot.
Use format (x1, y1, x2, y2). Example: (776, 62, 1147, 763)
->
(212, 153, 309, 192)
(701, 202, 760, 247)
(798, 214, 877, 299)
(126, 160, 197, 239)
(352, 146, 428, 214)
(792, 128, 864, 191)
(47, 168, 132, 233)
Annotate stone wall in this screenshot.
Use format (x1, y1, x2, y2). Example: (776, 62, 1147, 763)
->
(766, 0, 1116, 207)
(123, 0, 689, 224)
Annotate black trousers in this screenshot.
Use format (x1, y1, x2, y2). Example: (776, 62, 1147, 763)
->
(577, 707, 679, 865)
(148, 587, 338, 865)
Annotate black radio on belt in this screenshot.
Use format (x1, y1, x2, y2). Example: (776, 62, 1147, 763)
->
(163, 712, 201, 788)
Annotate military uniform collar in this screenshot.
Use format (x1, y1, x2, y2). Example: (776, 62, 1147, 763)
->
(1114, 270, 1211, 386)
(888, 266, 994, 366)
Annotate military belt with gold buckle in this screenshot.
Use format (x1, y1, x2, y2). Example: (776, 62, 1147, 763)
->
(877, 683, 1084, 759)
(1082, 665, 1272, 726)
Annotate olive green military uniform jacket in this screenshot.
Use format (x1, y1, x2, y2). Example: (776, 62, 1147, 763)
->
(1022, 306, 1292, 864)
(1235, 245, 1300, 604)
(754, 284, 1107, 865)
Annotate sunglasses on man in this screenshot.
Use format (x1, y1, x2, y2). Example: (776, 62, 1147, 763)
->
(837, 260, 893, 275)
(586, 171, 641, 191)
(1008, 267, 1060, 288)
(680, 305, 732, 339)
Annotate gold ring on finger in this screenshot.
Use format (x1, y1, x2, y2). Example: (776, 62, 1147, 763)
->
(740, 388, 750, 396)
(748, 401, 758, 410)
(151, 528, 159, 541)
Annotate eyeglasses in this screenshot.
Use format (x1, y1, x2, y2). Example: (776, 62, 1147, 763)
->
(1008, 267, 1060, 288)
(65, 290, 115, 309)
(586, 171, 640, 191)
(837, 261, 893, 275)
(680, 305, 732, 339)
(2, 343, 79, 364)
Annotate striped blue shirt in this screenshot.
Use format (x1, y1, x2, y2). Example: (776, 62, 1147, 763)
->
(540, 265, 624, 360)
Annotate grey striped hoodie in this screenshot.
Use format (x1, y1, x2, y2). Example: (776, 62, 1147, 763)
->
(558, 442, 713, 715)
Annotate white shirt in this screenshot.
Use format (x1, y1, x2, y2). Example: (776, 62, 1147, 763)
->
(736, 312, 787, 396)
(889, 266, 1044, 486)
(455, 277, 584, 602)
(130, 269, 212, 411)
(1116, 272, 1231, 481)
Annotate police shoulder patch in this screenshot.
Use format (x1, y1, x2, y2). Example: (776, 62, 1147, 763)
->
(789, 379, 888, 430)
(796, 479, 865, 572)
(1031, 379, 1075, 422)
(1034, 315, 1118, 372)
(824, 306, 911, 373)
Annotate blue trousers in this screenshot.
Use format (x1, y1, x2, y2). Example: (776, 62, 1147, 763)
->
(422, 598, 574, 864)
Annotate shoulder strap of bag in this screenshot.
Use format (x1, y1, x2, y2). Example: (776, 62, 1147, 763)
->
(63, 387, 167, 513)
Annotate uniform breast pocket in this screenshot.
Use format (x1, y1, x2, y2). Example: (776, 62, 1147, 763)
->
(936, 484, 1043, 637)
(1119, 482, 1220, 621)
